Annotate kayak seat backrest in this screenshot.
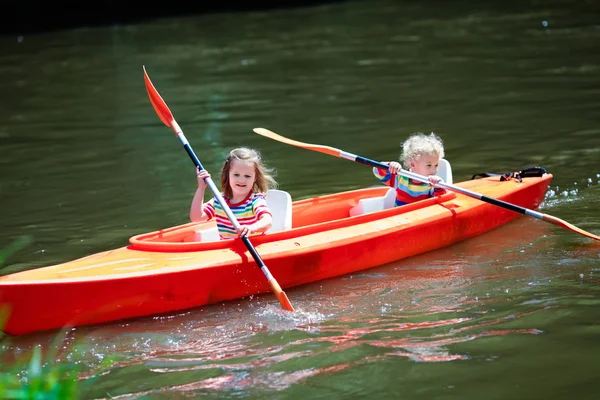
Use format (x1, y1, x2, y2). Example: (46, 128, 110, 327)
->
(438, 158, 453, 184)
(349, 188, 396, 217)
(266, 189, 293, 232)
(191, 226, 220, 242)
(383, 187, 397, 209)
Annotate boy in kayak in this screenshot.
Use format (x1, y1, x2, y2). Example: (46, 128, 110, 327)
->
(190, 147, 277, 239)
(373, 132, 446, 206)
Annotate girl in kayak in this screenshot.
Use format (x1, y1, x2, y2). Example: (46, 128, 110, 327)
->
(374, 132, 446, 206)
(190, 147, 277, 239)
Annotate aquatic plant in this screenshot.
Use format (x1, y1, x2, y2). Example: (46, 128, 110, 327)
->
(0, 346, 79, 399)
(0, 237, 115, 399)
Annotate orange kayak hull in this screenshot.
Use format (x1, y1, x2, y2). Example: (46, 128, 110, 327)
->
(0, 175, 552, 336)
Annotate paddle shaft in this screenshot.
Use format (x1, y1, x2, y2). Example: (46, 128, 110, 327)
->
(170, 121, 252, 234)
(174, 126, 281, 279)
(143, 68, 294, 311)
(253, 127, 599, 241)
(347, 152, 546, 220)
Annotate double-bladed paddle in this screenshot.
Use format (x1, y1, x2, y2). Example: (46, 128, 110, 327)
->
(253, 127, 600, 242)
(142, 67, 294, 311)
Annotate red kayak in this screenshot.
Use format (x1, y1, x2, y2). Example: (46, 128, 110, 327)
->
(0, 173, 552, 336)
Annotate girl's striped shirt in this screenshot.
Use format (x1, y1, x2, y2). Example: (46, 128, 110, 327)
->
(373, 167, 446, 206)
(203, 192, 271, 240)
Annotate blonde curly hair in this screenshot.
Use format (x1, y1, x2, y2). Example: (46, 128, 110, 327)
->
(400, 132, 445, 169)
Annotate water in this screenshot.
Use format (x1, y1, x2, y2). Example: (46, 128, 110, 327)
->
(1, 0, 599, 398)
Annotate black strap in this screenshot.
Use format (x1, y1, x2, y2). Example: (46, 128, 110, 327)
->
(471, 166, 547, 182)
(519, 166, 547, 178)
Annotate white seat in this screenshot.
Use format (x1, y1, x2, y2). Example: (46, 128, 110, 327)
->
(183, 224, 220, 242)
(349, 188, 396, 216)
(438, 158, 453, 184)
(382, 187, 397, 208)
(191, 226, 220, 242)
(266, 189, 292, 233)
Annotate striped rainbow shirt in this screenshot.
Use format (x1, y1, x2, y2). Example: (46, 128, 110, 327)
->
(373, 167, 446, 206)
(203, 192, 272, 240)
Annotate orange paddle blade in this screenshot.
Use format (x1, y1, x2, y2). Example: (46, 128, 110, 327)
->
(253, 128, 342, 158)
(269, 279, 295, 312)
(542, 214, 600, 241)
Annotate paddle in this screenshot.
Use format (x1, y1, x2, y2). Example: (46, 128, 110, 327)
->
(142, 67, 294, 311)
(253, 127, 600, 242)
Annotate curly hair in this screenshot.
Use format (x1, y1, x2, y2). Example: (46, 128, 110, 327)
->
(400, 132, 445, 169)
(220, 147, 277, 198)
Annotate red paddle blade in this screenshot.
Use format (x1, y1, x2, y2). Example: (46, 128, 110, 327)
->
(143, 66, 173, 128)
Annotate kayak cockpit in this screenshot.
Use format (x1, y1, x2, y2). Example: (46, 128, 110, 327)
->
(179, 189, 295, 243)
(128, 159, 457, 251)
(128, 186, 456, 252)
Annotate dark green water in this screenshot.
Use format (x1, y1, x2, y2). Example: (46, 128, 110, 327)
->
(1, 0, 599, 398)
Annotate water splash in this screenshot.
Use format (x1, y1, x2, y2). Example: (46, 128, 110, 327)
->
(542, 172, 600, 208)
(254, 304, 330, 332)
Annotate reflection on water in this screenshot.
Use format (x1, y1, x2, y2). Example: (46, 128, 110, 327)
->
(1, 0, 600, 398)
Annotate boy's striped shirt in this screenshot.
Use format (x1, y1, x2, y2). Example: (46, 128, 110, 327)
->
(373, 167, 446, 206)
(203, 192, 271, 240)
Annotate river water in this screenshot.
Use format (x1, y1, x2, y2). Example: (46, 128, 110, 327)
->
(1, 0, 599, 398)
